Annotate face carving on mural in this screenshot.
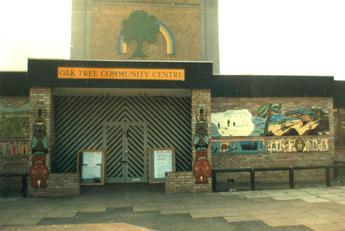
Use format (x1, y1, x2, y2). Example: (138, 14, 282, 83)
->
(211, 109, 255, 136)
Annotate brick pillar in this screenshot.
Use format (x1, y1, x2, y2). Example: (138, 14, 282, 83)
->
(191, 89, 211, 191)
(29, 88, 54, 171)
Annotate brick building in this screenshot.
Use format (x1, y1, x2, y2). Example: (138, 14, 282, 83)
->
(1, 0, 345, 197)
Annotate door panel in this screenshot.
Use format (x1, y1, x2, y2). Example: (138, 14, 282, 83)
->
(104, 122, 147, 183)
(126, 123, 147, 182)
(105, 124, 125, 183)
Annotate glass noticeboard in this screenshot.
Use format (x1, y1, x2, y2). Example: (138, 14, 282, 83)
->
(77, 150, 105, 185)
(149, 148, 175, 183)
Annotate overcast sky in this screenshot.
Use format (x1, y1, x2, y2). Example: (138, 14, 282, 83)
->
(1, 0, 344, 80)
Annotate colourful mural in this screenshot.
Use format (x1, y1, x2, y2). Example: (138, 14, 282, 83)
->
(266, 137, 329, 153)
(212, 137, 329, 155)
(211, 105, 329, 137)
(212, 140, 265, 155)
(0, 141, 29, 157)
(211, 109, 255, 136)
(0, 103, 30, 139)
(118, 10, 176, 57)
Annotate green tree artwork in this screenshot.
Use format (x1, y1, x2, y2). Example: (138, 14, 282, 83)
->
(120, 10, 160, 58)
(257, 103, 282, 136)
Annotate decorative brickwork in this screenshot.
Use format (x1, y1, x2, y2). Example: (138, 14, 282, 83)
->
(88, 1, 201, 60)
(165, 172, 211, 193)
(28, 173, 80, 197)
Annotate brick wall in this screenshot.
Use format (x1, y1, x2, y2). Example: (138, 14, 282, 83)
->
(211, 97, 334, 184)
(165, 171, 211, 193)
(28, 173, 80, 197)
(0, 156, 29, 194)
(88, 1, 201, 60)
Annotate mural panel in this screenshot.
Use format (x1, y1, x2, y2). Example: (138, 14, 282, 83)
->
(266, 137, 329, 153)
(211, 137, 329, 155)
(212, 140, 265, 155)
(0, 103, 30, 139)
(211, 105, 329, 137)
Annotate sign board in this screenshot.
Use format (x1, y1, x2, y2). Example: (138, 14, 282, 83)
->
(57, 67, 185, 81)
(149, 148, 175, 183)
(77, 150, 105, 185)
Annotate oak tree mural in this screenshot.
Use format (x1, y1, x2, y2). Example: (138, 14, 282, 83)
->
(120, 10, 160, 58)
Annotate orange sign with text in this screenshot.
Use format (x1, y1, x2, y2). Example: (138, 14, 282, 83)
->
(57, 67, 185, 81)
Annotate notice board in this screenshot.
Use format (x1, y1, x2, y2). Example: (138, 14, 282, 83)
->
(77, 150, 105, 185)
(149, 148, 175, 183)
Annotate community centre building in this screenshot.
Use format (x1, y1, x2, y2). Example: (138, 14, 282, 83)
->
(1, 0, 345, 197)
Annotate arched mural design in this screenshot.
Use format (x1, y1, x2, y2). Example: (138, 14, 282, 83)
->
(117, 20, 176, 55)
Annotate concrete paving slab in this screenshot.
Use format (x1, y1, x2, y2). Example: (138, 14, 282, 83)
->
(159, 208, 188, 215)
(2, 223, 153, 231)
(305, 222, 345, 231)
(79, 205, 107, 213)
(45, 210, 78, 219)
(3, 217, 43, 226)
(223, 215, 258, 223)
(300, 196, 330, 203)
(2, 185, 345, 230)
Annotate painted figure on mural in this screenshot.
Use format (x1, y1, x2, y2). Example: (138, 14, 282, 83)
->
(193, 103, 211, 184)
(30, 102, 49, 188)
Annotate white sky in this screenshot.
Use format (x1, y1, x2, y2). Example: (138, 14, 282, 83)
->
(0, 0, 345, 80)
(0, 0, 71, 71)
(219, 0, 345, 80)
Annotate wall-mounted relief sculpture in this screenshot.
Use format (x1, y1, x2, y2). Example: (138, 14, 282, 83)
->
(193, 104, 211, 184)
(0, 141, 29, 156)
(118, 10, 176, 57)
(266, 137, 329, 153)
(29, 102, 49, 188)
(211, 105, 329, 137)
(212, 140, 265, 155)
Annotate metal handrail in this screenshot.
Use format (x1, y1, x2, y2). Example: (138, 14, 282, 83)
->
(212, 164, 345, 192)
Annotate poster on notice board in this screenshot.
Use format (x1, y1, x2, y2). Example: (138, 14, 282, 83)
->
(149, 148, 175, 183)
(77, 150, 105, 185)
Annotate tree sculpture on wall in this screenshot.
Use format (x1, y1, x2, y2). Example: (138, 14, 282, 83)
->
(120, 10, 160, 58)
(193, 104, 211, 184)
(29, 102, 49, 188)
(257, 103, 281, 136)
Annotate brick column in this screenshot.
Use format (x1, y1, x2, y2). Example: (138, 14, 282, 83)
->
(29, 88, 54, 171)
(191, 89, 212, 192)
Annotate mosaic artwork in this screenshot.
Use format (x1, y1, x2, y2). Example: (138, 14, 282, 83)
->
(0, 141, 29, 156)
(266, 137, 329, 153)
(212, 140, 265, 155)
(0, 103, 30, 139)
(211, 105, 329, 137)
(211, 137, 329, 155)
(193, 104, 211, 184)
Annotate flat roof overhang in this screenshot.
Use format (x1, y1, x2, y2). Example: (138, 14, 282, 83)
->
(53, 88, 191, 97)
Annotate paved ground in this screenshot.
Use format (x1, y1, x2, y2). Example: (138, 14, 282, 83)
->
(1, 185, 345, 231)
